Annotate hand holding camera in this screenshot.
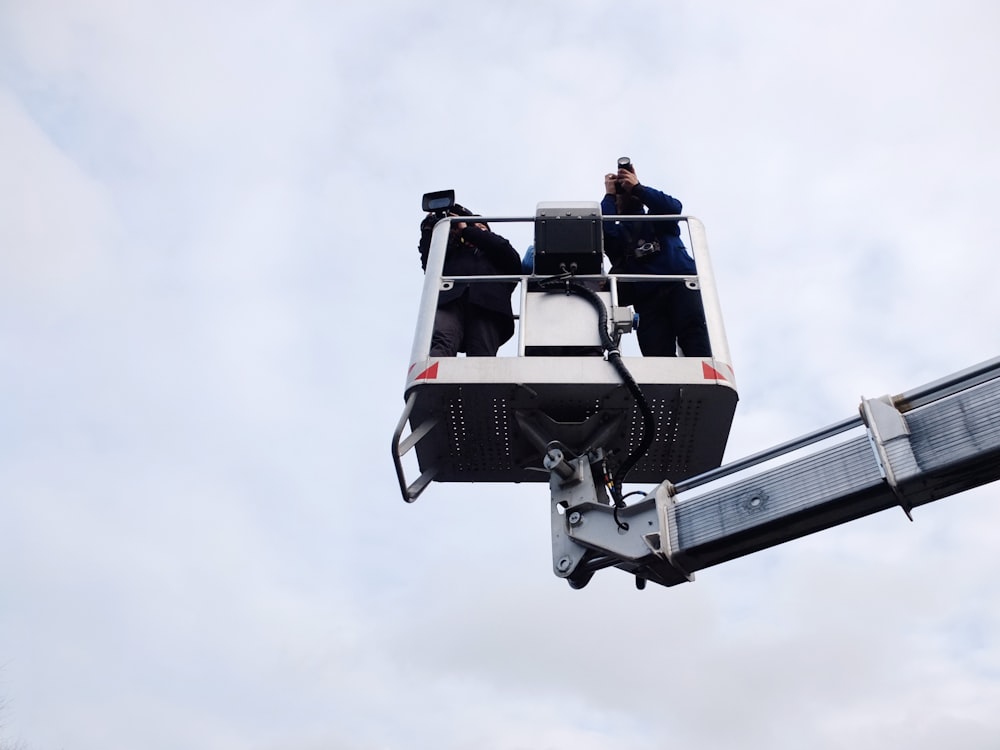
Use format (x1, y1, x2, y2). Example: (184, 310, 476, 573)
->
(616, 157, 639, 194)
(607, 158, 639, 194)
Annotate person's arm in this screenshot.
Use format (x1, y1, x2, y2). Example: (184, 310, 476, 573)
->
(600, 191, 620, 222)
(600, 191, 630, 267)
(459, 225, 522, 275)
(521, 245, 535, 275)
(631, 184, 683, 216)
(623, 178, 684, 240)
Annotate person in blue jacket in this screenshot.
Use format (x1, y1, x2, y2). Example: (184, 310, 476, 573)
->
(601, 160, 710, 357)
(418, 204, 522, 357)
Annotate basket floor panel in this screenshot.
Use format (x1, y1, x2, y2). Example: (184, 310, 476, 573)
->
(407, 380, 737, 484)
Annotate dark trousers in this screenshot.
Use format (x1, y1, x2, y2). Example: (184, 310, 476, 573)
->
(635, 283, 711, 357)
(430, 296, 507, 357)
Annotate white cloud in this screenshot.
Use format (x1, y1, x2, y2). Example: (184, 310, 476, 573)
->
(0, 88, 120, 300)
(2, 2, 1000, 749)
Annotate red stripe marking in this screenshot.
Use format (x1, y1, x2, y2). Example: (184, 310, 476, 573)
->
(702, 361, 728, 383)
(413, 362, 439, 381)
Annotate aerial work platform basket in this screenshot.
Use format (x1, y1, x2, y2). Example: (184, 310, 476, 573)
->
(392, 204, 738, 502)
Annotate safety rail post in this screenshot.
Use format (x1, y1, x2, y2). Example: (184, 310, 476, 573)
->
(409, 220, 451, 367)
(686, 217, 731, 364)
(391, 392, 439, 502)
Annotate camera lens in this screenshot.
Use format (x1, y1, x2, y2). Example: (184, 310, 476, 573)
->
(617, 157, 631, 169)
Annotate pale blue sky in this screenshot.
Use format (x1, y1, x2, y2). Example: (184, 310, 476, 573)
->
(2, 2, 1000, 748)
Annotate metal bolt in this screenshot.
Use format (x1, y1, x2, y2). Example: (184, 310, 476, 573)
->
(543, 448, 564, 469)
(568, 511, 582, 526)
(557, 556, 572, 572)
(741, 489, 768, 514)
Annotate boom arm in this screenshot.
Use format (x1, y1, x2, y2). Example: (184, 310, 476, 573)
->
(548, 356, 1000, 589)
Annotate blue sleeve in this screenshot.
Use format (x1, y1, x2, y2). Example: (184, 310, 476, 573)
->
(600, 194, 629, 267)
(601, 194, 625, 241)
(632, 185, 682, 215)
(521, 244, 535, 274)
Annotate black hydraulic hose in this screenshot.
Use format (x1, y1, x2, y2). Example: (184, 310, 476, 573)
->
(536, 275, 656, 506)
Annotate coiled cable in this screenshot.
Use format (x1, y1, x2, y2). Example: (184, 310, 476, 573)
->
(536, 273, 656, 516)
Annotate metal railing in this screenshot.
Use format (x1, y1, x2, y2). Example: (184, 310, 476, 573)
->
(409, 214, 731, 368)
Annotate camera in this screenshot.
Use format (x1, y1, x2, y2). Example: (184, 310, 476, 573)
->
(633, 240, 661, 258)
(422, 189, 456, 218)
(615, 156, 634, 193)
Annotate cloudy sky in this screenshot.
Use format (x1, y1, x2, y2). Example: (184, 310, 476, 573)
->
(2, 1, 1000, 748)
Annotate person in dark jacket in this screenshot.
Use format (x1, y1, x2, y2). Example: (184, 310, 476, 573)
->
(418, 204, 522, 357)
(601, 162, 711, 357)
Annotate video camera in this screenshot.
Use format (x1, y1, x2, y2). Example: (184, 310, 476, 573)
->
(422, 189, 456, 218)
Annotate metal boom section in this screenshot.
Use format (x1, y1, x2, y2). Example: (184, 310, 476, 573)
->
(549, 356, 1000, 589)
